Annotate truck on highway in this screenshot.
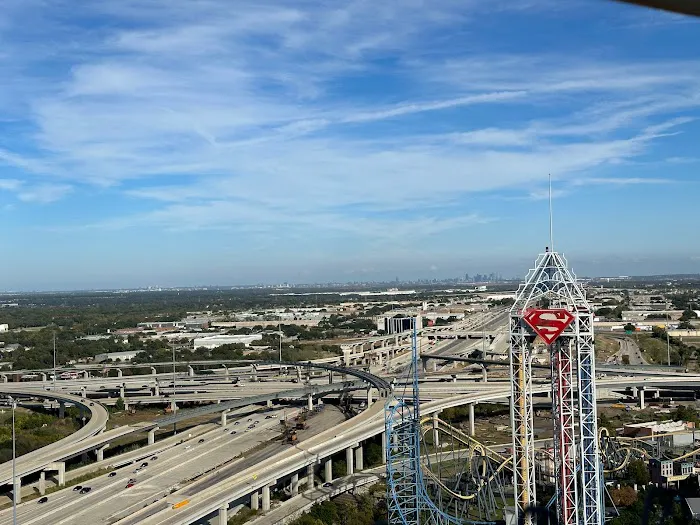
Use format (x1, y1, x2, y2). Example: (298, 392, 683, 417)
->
(172, 499, 190, 509)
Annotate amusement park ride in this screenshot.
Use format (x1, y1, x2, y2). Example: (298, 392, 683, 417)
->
(385, 248, 604, 525)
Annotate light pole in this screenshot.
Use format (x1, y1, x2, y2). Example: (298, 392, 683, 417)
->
(9, 395, 17, 525)
(278, 317, 283, 364)
(667, 312, 671, 366)
(53, 331, 57, 391)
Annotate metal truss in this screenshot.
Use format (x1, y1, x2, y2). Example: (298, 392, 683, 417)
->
(509, 314, 536, 522)
(510, 250, 604, 525)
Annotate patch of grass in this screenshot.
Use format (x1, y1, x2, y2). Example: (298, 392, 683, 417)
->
(228, 507, 258, 525)
(595, 335, 619, 360)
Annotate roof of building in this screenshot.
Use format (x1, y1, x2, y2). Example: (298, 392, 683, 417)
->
(686, 498, 700, 518)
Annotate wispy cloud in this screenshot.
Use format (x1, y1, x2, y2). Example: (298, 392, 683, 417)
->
(0, 0, 698, 240)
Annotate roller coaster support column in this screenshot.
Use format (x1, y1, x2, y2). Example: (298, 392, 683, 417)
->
(469, 403, 476, 436)
(432, 412, 440, 447)
(346, 447, 355, 475)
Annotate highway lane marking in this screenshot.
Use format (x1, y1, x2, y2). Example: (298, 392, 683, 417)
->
(42, 412, 290, 525)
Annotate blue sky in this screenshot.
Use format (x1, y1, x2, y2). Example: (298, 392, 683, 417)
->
(1, 1, 699, 290)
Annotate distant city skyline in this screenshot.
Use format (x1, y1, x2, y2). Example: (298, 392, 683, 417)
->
(0, 1, 699, 290)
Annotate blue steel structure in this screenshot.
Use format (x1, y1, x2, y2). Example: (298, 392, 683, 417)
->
(385, 320, 501, 525)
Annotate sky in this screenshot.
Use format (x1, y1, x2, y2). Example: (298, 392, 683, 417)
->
(1, 1, 700, 290)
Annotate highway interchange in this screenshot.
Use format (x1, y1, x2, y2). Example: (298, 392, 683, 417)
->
(1, 308, 698, 525)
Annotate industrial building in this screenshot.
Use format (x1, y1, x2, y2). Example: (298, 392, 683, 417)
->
(192, 334, 263, 349)
(94, 350, 145, 363)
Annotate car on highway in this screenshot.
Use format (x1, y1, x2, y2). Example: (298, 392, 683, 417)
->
(38, 497, 48, 504)
(108, 472, 117, 477)
(230, 430, 237, 435)
(247, 425, 254, 429)
(265, 415, 273, 419)
(323, 482, 333, 488)
(133, 467, 142, 473)
(198, 438, 205, 443)
(247, 418, 252, 422)
(80, 487, 92, 494)
(125, 482, 135, 488)
(234, 421, 240, 425)
(73, 485, 83, 491)
(141, 462, 149, 468)
(150, 456, 158, 460)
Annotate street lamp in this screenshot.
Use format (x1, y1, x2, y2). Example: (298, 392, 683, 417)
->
(667, 312, 671, 367)
(9, 395, 17, 525)
(278, 316, 283, 364)
(53, 331, 57, 392)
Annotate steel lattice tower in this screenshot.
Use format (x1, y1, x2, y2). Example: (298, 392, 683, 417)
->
(510, 250, 604, 525)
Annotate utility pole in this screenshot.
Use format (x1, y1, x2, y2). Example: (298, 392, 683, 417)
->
(9, 395, 17, 525)
(279, 316, 283, 364)
(53, 331, 57, 391)
(667, 312, 671, 366)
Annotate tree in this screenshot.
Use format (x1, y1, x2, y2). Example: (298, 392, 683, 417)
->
(621, 355, 630, 365)
(115, 397, 125, 411)
(623, 323, 636, 332)
(610, 486, 637, 507)
(680, 309, 699, 322)
(596, 307, 613, 317)
(678, 321, 695, 330)
(627, 459, 650, 486)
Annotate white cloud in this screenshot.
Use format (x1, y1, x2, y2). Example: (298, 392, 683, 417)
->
(17, 183, 72, 203)
(0, 0, 697, 237)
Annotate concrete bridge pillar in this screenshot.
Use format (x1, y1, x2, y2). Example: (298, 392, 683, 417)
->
(59, 400, 65, 419)
(639, 388, 646, 410)
(296, 367, 302, 382)
(221, 410, 229, 427)
(0, 374, 6, 383)
(422, 357, 429, 373)
(481, 365, 488, 383)
(250, 490, 259, 511)
(148, 427, 159, 445)
(328, 371, 333, 384)
(218, 505, 228, 525)
(632, 386, 638, 398)
(307, 394, 313, 412)
(170, 399, 177, 412)
(346, 447, 355, 475)
(187, 365, 194, 377)
(654, 388, 660, 399)
(223, 365, 229, 379)
(120, 383, 126, 400)
(154, 383, 160, 397)
(306, 464, 314, 489)
(381, 432, 387, 464)
(81, 386, 87, 398)
(324, 458, 333, 483)
(366, 388, 373, 406)
(261, 485, 271, 511)
(13, 476, 22, 504)
(266, 399, 273, 409)
(355, 445, 364, 471)
(83, 371, 89, 379)
(96, 444, 108, 462)
(290, 473, 299, 496)
(40, 372, 47, 381)
(150, 367, 157, 375)
(432, 412, 440, 448)
(39, 471, 46, 495)
(116, 368, 123, 378)
(251, 364, 258, 382)
(469, 403, 476, 436)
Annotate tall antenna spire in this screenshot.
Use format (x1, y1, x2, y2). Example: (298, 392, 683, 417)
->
(549, 173, 554, 252)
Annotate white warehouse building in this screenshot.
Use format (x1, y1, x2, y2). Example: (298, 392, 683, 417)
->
(95, 350, 144, 363)
(193, 334, 263, 349)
